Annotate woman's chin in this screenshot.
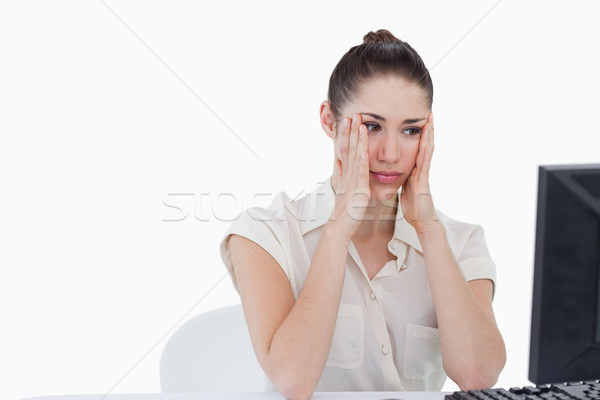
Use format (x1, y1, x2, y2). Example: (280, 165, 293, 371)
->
(369, 185, 400, 204)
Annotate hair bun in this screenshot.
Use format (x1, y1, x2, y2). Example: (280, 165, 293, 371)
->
(363, 29, 400, 44)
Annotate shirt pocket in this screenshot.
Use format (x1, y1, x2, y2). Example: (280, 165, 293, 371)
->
(325, 303, 364, 369)
(402, 323, 445, 382)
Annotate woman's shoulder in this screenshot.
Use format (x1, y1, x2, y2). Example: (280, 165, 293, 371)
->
(436, 209, 486, 235)
(434, 209, 490, 252)
(219, 190, 300, 289)
(235, 190, 306, 231)
(229, 178, 334, 235)
(221, 185, 319, 249)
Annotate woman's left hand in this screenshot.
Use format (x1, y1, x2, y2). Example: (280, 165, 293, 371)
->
(400, 111, 438, 235)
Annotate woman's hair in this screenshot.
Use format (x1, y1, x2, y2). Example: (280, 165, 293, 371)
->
(327, 29, 433, 120)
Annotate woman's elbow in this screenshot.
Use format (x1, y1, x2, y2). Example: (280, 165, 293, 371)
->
(449, 354, 506, 390)
(454, 360, 506, 391)
(264, 362, 317, 400)
(277, 381, 315, 400)
(457, 372, 498, 391)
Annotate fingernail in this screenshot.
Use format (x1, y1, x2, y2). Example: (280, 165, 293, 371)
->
(353, 114, 357, 123)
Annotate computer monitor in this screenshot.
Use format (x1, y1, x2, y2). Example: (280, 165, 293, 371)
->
(529, 164, 600, 384)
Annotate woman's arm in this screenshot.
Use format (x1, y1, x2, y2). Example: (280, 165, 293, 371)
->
(230, 225, 348, 400)
(401, 112, 506, 390)
(230, 114, 370, 400)
(418, 224, 506, 390)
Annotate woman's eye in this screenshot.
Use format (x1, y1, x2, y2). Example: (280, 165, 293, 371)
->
(403, 127, 422, 136)
(364, 123, 382, 133)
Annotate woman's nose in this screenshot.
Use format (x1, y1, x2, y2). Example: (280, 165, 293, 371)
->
(376, 132, 401, 164)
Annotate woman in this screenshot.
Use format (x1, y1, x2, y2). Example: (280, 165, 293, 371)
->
(220, 29, 506, 399)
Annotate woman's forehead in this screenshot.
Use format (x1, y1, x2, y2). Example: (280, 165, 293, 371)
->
(346, 76, 429, 121)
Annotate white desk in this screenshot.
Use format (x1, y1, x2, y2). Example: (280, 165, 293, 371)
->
(23, 392, 448, 400)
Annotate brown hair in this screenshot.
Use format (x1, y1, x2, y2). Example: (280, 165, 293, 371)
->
(327, 29, 433, 119)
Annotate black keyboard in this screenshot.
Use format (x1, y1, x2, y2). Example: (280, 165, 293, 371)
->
(445, 380, 600, 400)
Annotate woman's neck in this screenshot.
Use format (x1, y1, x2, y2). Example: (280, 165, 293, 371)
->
(354, 195, 398, 240)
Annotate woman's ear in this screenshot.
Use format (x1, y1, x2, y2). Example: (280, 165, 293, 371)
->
(319, 101, 336, 140)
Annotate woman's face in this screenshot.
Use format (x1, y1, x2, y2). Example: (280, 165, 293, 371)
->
(334, 75, 431, 203)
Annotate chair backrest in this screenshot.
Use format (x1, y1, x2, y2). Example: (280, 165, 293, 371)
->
(160, 304, 267, 392)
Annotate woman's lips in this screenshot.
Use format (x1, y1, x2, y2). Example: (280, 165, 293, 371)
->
(370, 171, 402, 183)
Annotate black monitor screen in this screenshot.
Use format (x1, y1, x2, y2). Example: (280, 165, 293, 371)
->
(529, 164, 600, 384)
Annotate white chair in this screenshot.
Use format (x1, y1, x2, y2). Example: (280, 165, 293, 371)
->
(160, 304, 267, 392)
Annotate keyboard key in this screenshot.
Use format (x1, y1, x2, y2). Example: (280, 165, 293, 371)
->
(524, 386, 542, 395)
(550, 383, 568, 392)
(553, 395, 572, 400)
(446, 391, 480, 400)
(536, 385, 551, 393)
(468, 390, 490, 400)
(482, 389, 503, 399)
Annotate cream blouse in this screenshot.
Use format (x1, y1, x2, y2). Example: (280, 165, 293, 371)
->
(220, 176, 496, 392)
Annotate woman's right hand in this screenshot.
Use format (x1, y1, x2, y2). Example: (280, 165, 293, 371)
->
(329, 113, 370, 241)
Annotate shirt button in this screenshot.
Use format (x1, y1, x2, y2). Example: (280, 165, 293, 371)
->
(390, 241, 400, 250)
(369, 292, 376, 300)
(381, 345, 390, 356)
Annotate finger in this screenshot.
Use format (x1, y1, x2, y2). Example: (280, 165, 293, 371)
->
(358, 122, 368, 160)
(358, 147, 369, 187)
(422, 113, 434, 176)
(416, 146, 426, 178)
(338, 117, 350, 175)
(336, 158, 343, 181)
(344, 114, 360, 183)
(422, 145, 432, 176)
(428, 112, 435, 153)
(355, 124, 368, 181)
(409, 164, 419, 182)
(419, 114, 431, 155)
(348, 115, 359, 181)
(416, 112, 434, 175)
(349, 113, 361, 161)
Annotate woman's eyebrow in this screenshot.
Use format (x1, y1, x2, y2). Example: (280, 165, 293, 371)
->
(359, 112, 386, 121)
(359, 112, 426, 124)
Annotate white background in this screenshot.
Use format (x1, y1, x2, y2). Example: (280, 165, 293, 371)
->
(1, 1, 599, 399)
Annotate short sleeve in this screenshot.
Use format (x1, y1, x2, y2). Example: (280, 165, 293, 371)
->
(456, 224, 497, 298)
(219, 208, 289, 293)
